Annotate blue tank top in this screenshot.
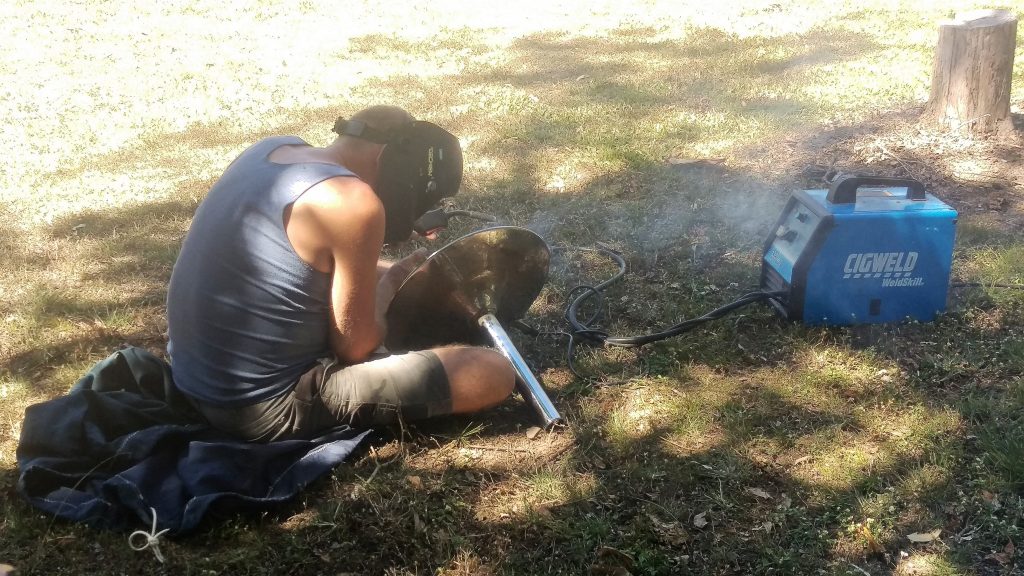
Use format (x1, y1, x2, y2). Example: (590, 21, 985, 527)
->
(167, 136, 356, 407)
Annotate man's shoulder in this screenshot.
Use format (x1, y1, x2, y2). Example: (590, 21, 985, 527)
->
(291, 176, 384, 248)
(301, 175, 381, 216)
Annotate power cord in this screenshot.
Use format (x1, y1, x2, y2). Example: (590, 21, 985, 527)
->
(520, 246, 786, 379)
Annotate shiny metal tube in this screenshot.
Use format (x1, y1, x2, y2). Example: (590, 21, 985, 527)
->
(478, 313, 562, 429)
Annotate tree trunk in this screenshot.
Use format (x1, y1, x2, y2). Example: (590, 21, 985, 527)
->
(927, 9, 1017, 135)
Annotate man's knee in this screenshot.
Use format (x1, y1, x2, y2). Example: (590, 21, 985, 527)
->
(433, 346, 515, 412)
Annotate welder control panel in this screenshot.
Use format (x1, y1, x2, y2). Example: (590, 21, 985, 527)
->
(763, 205, 822, 283)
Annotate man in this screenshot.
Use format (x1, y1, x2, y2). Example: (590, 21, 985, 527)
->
(166, 105, 515, 442)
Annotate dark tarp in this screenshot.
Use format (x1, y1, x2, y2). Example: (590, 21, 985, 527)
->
(16, 347, 370, 535)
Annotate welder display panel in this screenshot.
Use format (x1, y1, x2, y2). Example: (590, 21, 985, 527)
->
(763, 202, 822, 283)
(801, 213, 956, 324)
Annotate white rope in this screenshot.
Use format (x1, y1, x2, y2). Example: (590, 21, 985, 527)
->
(128, 507, 170, 563)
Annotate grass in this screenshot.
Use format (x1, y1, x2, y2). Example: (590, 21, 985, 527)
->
(4, 0, 1024, 574)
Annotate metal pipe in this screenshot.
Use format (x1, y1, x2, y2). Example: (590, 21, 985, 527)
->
(477, 313, 562, 429)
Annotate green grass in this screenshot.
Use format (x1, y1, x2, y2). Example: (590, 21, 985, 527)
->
(5, 0, 1024, 574)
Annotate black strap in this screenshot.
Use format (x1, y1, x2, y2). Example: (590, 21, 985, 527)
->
(332, 117, 392, 144)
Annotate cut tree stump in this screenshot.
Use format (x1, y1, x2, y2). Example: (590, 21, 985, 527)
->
(927, 9, 1017, 135)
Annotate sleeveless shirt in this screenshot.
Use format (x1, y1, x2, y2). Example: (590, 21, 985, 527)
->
(167, 136, 355, 406)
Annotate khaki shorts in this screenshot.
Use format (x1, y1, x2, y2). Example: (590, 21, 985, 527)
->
(195, 351, 452, 442)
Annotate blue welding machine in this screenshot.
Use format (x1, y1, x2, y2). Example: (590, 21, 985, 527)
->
(761, 175, 958, 325)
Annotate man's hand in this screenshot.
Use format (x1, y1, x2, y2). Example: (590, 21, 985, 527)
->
(375, 248, 430, 328)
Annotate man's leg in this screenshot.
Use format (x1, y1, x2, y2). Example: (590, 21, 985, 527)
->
(310, 346, 515, 430)
(191, 347, 515, 442)
(430, 346, 515, 414)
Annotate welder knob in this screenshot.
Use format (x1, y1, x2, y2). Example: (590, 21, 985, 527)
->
(775, 226, 798, 241)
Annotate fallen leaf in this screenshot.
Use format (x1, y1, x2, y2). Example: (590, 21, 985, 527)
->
(752, 521, 773, 533)
(405, 475, 423, 489)
(981, 490, 1002, 510)
(597, 546, 634, 567)
(647, 513, 689, 546)
(526, 426, 542, 440)
(667, 157, 725, 166)
(1006, 539, 1016, 556)
(745, 487, 772, 499)
(413, 511, 425, 532)
(987, 551, 1011, 566)
(792, 456, 812, 466)
(907, 529, 942, 543)
(778, 493, 793, 510)
(693, 511, 708, 528)
(590, 546, 635, 576)
(533, 503, 553, 519)
(0, 564, 15, 576)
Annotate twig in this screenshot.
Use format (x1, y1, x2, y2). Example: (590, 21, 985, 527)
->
(661, 435, 689, 452)
(876, 142, 920, 180)
(464, 444, 533, 454)
(848, 562, 871, 576)
(362, 462, 382, 485)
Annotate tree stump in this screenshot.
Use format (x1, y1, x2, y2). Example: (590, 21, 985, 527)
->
(927, 9, 1017, 135)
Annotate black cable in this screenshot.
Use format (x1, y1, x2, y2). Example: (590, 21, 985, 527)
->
(951, 282, 1024, 290)
(602, 290, 786, 347)
(553, 245, 785, 349)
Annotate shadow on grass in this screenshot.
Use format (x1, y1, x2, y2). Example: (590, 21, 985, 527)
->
(198, 364, 963, 575)
(7, 20, 1023, 576)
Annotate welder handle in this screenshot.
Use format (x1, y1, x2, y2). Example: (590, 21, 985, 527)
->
(412, 209, 451, 235)
(478, 313, 562, 430)
(825, 175, 926, 204)
(413, 208, 498, 235)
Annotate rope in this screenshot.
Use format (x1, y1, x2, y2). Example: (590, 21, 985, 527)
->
(128, 507, 170, 563)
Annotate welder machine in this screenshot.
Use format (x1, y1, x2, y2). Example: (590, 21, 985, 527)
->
(760, 175, 958, 325)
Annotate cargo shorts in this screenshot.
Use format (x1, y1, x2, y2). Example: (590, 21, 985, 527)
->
(194, 351, 452, 442)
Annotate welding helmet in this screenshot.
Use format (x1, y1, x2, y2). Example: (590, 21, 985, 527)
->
(333, 117, 462, 244)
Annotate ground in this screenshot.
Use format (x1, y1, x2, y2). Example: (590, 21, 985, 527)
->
(2, 1, 1024, 575)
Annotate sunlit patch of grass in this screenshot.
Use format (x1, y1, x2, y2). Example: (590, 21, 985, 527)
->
(957, 245, 1024, 282)
(893, 553, 963, 576)
(474, 464, 596, 523)
(603, 383, 688, 446)
(436, 549, 498, 576)
(0, 377, 33, 467)
(791, 405, 962, 496)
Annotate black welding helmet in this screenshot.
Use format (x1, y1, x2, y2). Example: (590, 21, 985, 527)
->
(333, 117, 462, 244)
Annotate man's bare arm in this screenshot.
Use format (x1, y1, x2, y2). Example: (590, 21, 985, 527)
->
(296, 177, 387, 364)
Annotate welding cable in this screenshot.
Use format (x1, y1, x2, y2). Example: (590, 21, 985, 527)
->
(550, 246, 628, 335)
(556, 245, 786, 347)
(600, 290, 787, 348)
(520, 246, 787, 379)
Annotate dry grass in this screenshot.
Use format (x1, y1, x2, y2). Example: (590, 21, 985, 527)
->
(4, 0, 1024, 574)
